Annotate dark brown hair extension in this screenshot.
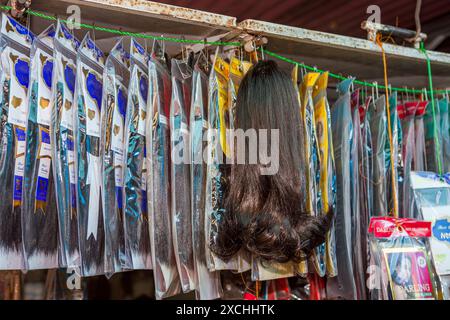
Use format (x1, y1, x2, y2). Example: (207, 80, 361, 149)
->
(211, 60, 333, 263)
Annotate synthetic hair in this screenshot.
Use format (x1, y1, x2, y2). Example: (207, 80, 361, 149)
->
(211, 60, 333, 263)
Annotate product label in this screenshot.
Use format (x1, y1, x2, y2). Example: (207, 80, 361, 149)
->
(35, 127, 52, 202)
(141, 149, 147, 214)
(7, 48, 30, 127)
(13, 126, 26, 201)
(135, 66, 148, 137)
(111, 84, 128, 153)
(422, 206, 450, 275)
(36, 49, 54, 126)
(58, 53, 76, 131)
(81, 62, 103, 138)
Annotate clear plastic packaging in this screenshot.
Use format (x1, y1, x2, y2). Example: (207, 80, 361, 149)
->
(22, 25, 58, 270)
(369, 96, 388, 217)
(123, 39, 152, 270)
(73, 32, 105, 276)
(326, 77, 357, 299)
(205, 51, 240, 271)
(312, 71, 337, 278)
(399, 102, 419, 218)
(410, 171, 450, 299)
(170, 58, 195, 292)
(190, 62, 222, 300)
(438, 98, 450, 173)
(368, 216, 442, 300)
(51, 20, 80, 268)
(0, 13, 34, 270)
(147, 41, 180, 299)
(413, 101, 428, 171)
(100, 38, 131, 276)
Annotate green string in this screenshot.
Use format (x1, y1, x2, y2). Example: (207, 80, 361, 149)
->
(1, 5, 449, 96)
(420, 42, 443, 176)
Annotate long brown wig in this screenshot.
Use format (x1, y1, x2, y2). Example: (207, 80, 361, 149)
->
(212, 60, 333, 263)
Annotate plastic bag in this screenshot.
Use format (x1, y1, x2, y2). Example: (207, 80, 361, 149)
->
(0, 13, 34, 269)
(190, 61, 222, 300)
(123, 39, 152, 270)
(205, 51, 240, 271)
(312, 71, 337, 278)
(100, 38, 131, 275)
(368, 216, 442, 300)
(424, 99, 441, 172)
(438, 98, 450, 173)
(410, 172, 450, 299)
(51, 20, 80, 268)
(385, 93, 400, 216)
(413, 101, 427, 171)
(327, 77, 357, 299)
(399, 102, 419, 218)
(170, 58, 195, 292)
(73, 33, 105, 276)
(369, 96, 388, 217)
(22, 25, 58, 270)
(147, 41, 180, 299)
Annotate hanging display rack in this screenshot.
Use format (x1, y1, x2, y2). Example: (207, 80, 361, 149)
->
(23, 0, 450, 96)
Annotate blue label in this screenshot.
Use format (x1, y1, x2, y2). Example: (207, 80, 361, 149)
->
(41, 129, 51, 144)
(141, 189, 147, 214)
(14, 176, 23, 201)
(116, 186, 123, 210)
(15, 126, 26, 141)
(64, 63, 76, 95)
(15, 58, 30, 89)
(71, 183, 76, 209)
(43, 60, 54, 89)
(86, 72, 103, 110)
(118, 87, 127, 118)
(433, 219, 450, 243)
(139, 75, 148, 102)
(66, 136, 74, 151)
(36, 176, 49, 202)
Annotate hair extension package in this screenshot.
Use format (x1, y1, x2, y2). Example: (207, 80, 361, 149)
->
(51, 20, 80, 268)
(73, 33, 105, 276)
(190, 61, 222, 299)
(326, 78, 357, 299)
(398, 102, 419, 218)
(438, 98, 450, 173)
(100, 38, 131, 275)
(170, 58, 195, 292)
(0, 14, 34, 269)
(424, 99, 442, 172)
(300, 72, 325, 277)
(22, 25, 58, 270)
(123, 39, 152, 270)
(410, 172, 450, 299)
(205, 52, 242, 272)
(368, 217, 442, 300)
(413, 101, 427, 171)
(147, 41, 180, 299)
(312, 71, 338, 277)
(386, 93, 401, 215)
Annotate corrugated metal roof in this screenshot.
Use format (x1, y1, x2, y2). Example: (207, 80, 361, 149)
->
(156, 0, 450, 52)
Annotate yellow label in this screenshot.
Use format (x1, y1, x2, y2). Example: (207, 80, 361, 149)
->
(312, 72, 329, 99)
(314, 97, 329, 212)
(215, 58, 231, 157)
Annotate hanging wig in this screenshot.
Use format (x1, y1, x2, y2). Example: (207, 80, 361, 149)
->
(211, 60, 333, 263)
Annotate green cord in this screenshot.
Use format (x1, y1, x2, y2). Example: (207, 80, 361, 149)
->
(420, 42, 443, 176)
(0, 5, 449, 96)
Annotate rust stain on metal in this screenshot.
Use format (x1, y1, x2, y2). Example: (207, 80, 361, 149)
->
(84, 0, 236, 28)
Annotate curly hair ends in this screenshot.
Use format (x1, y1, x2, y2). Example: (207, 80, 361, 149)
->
(211, 60, 333, 263)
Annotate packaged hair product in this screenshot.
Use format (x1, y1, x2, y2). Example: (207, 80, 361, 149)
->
(413, 101, 427, 171)
(410, 171, 450, 299)
(368, 217, 442, 300)
(190, 60, 222, 300)
(170, 58, 195, 292)
(100, 38, 131, 275)
(123, 39, 152, 270)
(73, 32, 105, 276)
(147, 41, 180, 299)
(205, 51, 240, 271)
(22, 25, 58, 270)
(327, 78, 357, 299)
(312, 71, 337, 278)
(51, 20, 80, 268)
(0, 13, 34, 269)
